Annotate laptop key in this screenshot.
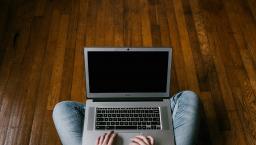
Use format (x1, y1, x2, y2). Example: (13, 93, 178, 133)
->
(106, 126, 115, 130)
(96, 122, 106, 125)
(154, 110, 159, 113)
(116, 126, 137, 130)
(152, 122, 160, 125)
(96, 126, 105, 130)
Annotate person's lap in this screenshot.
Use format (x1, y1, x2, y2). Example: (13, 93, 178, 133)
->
(52, 90, 200, 145)
(53, 101, 85, 145)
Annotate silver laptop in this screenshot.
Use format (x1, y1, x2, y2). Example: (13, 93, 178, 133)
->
(82, 47, 175, 145)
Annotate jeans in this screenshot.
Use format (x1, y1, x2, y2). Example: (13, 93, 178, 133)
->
(53, 91, 200, 145)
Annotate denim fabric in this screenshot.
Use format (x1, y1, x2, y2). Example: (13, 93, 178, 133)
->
(53, 91, 200, 145)
(52, 101, 85, 145)
(170, 91, 200, 145)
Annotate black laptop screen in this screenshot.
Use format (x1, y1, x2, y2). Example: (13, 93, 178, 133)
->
(87, 51, 169, 93)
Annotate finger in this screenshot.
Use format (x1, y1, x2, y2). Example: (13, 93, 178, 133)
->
(135, 135, 150, 145)
(107, 132, 117, 145)
(103, 131, 113, 145)
(96, 137, 100, 145)
(131, 137, 147, 145)
(129, 143, 139, 145)
(146, 136, 154, 145)
(129, 141, 140, 145)
(99, 133, 106, 145)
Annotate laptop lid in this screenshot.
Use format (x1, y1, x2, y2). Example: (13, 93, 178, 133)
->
(84, 47, 172, 99)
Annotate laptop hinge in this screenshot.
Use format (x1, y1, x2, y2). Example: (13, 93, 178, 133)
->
(92, 97, 168, 102)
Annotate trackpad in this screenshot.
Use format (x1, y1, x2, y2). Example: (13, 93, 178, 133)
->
(115, 132, 140, 145)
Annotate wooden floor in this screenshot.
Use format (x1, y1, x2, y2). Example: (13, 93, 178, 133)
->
(0, 0, 256, 144)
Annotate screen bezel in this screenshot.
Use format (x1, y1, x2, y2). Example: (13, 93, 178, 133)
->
(84, 47, 172, 99)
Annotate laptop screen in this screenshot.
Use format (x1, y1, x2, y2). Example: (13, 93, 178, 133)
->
(87, 51, 169, 93)
(84, 48, 172, 98)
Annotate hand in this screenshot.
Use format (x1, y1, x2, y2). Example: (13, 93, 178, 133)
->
(129, 135, 154, 145)
(96, 131, 117, 145)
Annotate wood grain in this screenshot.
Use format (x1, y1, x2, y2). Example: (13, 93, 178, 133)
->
(0, 0, 256, 144)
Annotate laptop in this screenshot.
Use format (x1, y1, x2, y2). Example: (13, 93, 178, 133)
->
(82, 47, 175, 145)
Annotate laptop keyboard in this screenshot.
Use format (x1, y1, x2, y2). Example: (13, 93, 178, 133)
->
(95, 107, 161, 130)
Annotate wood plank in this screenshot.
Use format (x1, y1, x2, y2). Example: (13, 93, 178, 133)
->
(148, 0, 161, 46)
(103, 0, 115, 46)
(140, 0, 152, 47)
(123, 0, 131, 46)
(84, 0, 97, 46)
(70, 0, 88, 102)
(163, 0, 189, 91)
(112, 0, 125, 46)
(39, 111, 61, 145)
(34, 0, 47, 16)
(245, 0, 256, 22)
(29, 9, 61, 145)
(173, 0, 200, 94)
(157, 0, 171, 47)
(2, 8, 51, 143)
(198, 0, 238, 130)
(129, 0, 143, 47)
(47, 14, 69, 110)
(59, 0, 79, 102)
(95, 0, 106, 46)
(0, 1, 35, 143)
(223, 111, 248, 145)
(182, 0, 211, 92)
(228, 69, 256, 145)
(223, 0, 256, 96)
(199, 92, 219, 145)
(14, 16, 51, 145)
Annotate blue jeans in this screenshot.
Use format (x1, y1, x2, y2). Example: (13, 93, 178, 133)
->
(53, 91, 200, 145)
